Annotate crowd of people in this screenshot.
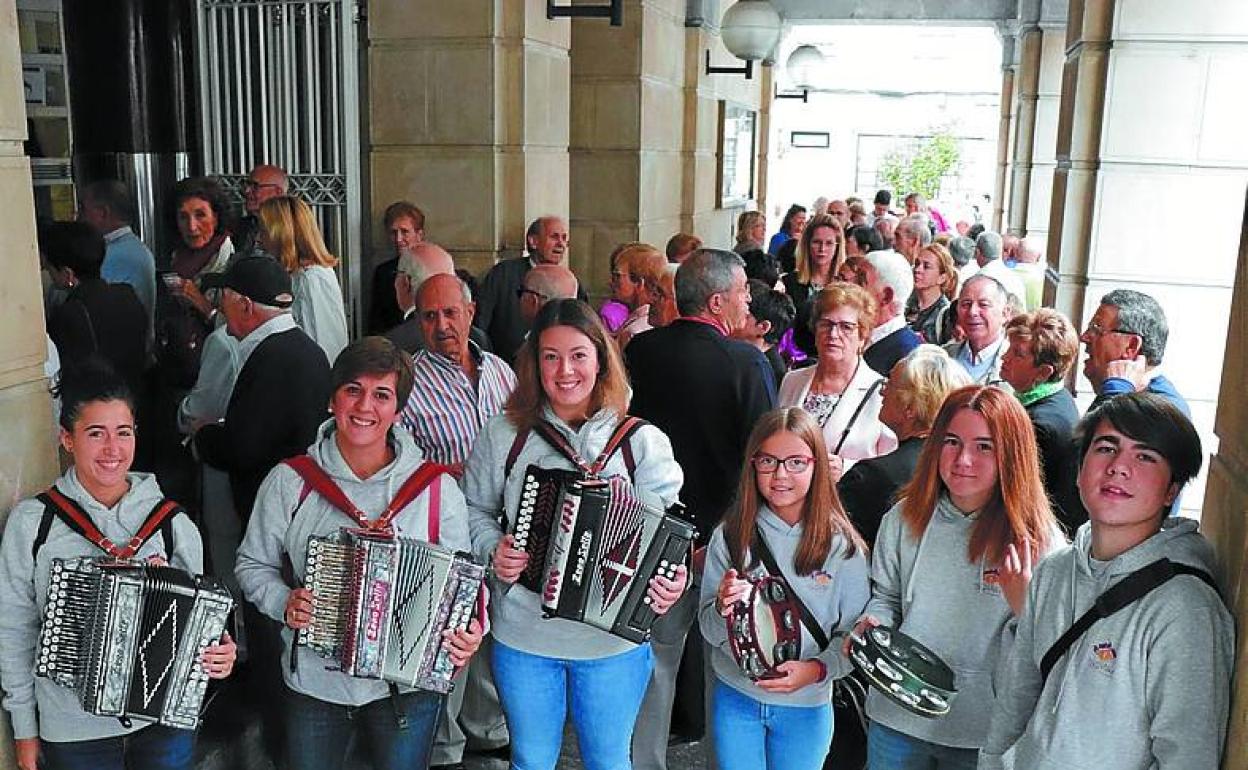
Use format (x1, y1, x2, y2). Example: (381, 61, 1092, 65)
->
(1, 167, 1234, 770)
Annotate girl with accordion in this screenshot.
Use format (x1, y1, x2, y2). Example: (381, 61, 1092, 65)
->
(462, 299, 687, 770)
(0, 362, 236, 770)
(703, 407, 871, 770)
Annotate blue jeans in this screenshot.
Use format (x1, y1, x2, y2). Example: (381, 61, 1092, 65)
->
(41, 725, 194, 770)
(711, 679, 832, 770)
(867, 722, 978, 770)
(284, 686, 444, 770)
(492, 641, 654, 770)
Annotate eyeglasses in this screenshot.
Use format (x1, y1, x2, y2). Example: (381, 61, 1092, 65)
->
(1082, 322, 1136, 339)
(516, 287, 549, 302)
(814, 319, 860, 337)
(752, 453, 814, 474)
(242, 180, 282, 194)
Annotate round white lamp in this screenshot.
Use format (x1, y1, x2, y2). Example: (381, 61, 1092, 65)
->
(786, 44, 825, 90)
(720, 0, 783, 62)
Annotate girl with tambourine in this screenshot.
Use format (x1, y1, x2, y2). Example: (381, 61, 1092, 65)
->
(461, 299, 687, 770)
(847, 385, 1063, 769)
(0, 361, 236, 770)
(701, 407, 870, 770)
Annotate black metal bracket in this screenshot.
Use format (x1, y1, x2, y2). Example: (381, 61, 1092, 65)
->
(774, 86, 809, 102)
(547, 0, 623, 26)
(704, 50, 754, 79)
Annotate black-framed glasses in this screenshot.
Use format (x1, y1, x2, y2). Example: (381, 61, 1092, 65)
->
(751, 453, 814, 474)
(516, 287, 548, 301)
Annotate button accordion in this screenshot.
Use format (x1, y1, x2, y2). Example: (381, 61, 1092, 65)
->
(298, 529, 485, 694)
(36, 558, 233, 730)
(512, 466, 696, 642)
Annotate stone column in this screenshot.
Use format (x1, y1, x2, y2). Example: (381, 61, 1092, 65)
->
(1020, 19, 1066, 246)
(1006, 17, 1041, 236)
(1203, 196, 1248, 770)
(366, 0, 571, 276)
(992, 27, 1016, 232)
(0, 0, 62, 764)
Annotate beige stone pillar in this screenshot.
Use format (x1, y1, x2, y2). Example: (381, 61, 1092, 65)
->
(992, 29, 1016, 232)
(1019, 23, 1065, 246)
(1204, 197, 1248, 770)
(1007, 21, 1041, 236)
(366, 0, 570, 276)
(0, 0, 62, 764)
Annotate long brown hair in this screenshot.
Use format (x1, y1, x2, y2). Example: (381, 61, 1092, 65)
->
(724, 408, 867, 575)
(796, 213, 845, 285)
(505, 299, 630, 431)
(899, 386, 1057, 564)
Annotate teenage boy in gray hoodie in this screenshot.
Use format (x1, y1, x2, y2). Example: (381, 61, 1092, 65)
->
(979, 393, 1234, 770)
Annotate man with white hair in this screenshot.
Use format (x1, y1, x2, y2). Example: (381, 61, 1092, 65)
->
(975, 230, 1003, 267)
(1011, 235, 1046, 310)
(518, 263, 579, 326)
(862, 250, 922, 375)
(893, 214, 932, 264)
(943, 273, 1012, 387)
(384, 241, 493, 355)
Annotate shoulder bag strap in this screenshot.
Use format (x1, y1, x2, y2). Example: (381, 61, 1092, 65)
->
(752, 526, 831, 652)
(1039, 558, 1218, 684)
(832, 378, 885, 456)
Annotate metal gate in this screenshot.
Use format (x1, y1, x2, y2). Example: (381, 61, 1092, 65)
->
(195, 0, 363, 332)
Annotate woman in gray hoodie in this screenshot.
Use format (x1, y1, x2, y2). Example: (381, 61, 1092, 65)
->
(850, 385, 1064, 770)
(0, 363, 236, 770)
(462, 299, 687, 770)
(235, 337, 484, 770)
(701, 407, 870, 770)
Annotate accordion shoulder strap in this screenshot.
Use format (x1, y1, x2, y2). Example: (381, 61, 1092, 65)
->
(529, 417, 646, 480)
(282, 455, 450, 538)
(503, 428, 530, 480)
(34, 487, 183, 561)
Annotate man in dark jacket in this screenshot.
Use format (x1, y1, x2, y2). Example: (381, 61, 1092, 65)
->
(626, 248, 775, 770)
(195, 255, 331, 519)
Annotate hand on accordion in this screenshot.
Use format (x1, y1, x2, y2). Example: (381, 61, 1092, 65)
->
(442, 618, 484, 669)
(284, 587, 316, 629)
(491, 535, 530, 584)
(716, 569, 752, 616)
(200, 632, 238, 679)
(646, 563, 688, 616)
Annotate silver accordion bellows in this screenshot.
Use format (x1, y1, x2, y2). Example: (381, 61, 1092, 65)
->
(36, 558, 234, 730)
(298, 529, 485, 694)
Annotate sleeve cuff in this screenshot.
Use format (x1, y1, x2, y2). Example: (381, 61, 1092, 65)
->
(10, 707, 38, 740)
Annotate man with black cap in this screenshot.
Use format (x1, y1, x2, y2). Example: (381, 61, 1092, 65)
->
(195, 255, 332, 519)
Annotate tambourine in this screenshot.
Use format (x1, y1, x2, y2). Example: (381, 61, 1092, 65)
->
(726, 576, 801, 680)
(848, 625, 957, 717)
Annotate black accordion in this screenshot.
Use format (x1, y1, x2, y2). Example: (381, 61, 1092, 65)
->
(512, 466, 696, 642)
(298, 529, 485, 694)
(37, 558, 233, 730)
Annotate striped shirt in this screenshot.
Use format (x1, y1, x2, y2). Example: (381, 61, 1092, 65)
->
(401, 342, 517, 465)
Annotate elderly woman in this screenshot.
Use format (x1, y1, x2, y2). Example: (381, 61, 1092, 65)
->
(999, 308, 1082, 532)
(907, 242, 959, 344)
(782, 213, 846, 357)
(734, 211, 767, 255)
(257, 195, 350, 361)
(778, 283, 896, 481)
(463, 300, 687, 770)
(836, 345, 972, 546)
(611, 243, 669, 348)
(646, 263, 680, 330)
(163, 176, 237, 326)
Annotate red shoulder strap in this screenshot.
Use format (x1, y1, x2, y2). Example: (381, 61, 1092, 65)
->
(37, 487, 183, 560)
(283, 456, 368, 527)
(282, 455, 450, 537)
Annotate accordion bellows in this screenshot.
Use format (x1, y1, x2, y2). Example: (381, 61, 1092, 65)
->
(298, 530, 485, 694)
(37, 558, 234, 730)
(514, 467, 696, 643)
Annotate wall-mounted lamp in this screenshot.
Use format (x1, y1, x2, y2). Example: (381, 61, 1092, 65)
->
(785, 44, 825, 91)
(705, 50, 754, 79)
(547, 0, 622, 26)
(774, 86, 808, 102)
(706, 1, 781, 79)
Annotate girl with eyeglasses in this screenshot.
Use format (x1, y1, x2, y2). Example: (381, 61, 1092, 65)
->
(701, 407, 870, 770)
(846, 385, 1063, 770)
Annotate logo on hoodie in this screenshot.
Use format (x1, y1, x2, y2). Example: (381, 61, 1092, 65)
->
(1090, 641, 1117, 675)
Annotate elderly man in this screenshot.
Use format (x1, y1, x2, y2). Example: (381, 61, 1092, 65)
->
(975, 230, 1003, 267)
(384, 241, 451, 352)
(399, 273, 516, 768)
(893, 214, 931, 264)
(475, 215, 585, 363)
(235, 164, 290, 256)
(943, 273, 1011, 387)
(948, 234, 978, 290)
(369, 201, 426, 333)
(518, 264, 579, 326)
(1081, 289, 1188, 415)
(78, 179, 156, 321)
(862, 250, 922, 375)
(626, 249, 774, 770)
(1011, 236, 1046, 310)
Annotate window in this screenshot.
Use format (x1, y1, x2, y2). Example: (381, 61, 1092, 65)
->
(717, 102, 757, 207)
(791, 131, 830, 149)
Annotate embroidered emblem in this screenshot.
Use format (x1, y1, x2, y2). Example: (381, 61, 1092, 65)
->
(1090, 641, 1118, 675)
(811, 570, 833, 586)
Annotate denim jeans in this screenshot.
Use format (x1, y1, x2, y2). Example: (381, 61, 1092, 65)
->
(710, 679, 832, 770)
(41, 724, 195, 770)
(492, 640, 654, 770)
(867, 722, 979, 770)
(284, 686, 444, 770)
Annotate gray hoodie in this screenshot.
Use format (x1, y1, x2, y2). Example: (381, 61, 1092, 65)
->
(979, 517, 1234, 770)
(0, 470, 203, 742)
(863, 497, 1063, 749)
(462, 407, 683, 660)
(699, 507, 870, 707)
(235, 419, 471, 706)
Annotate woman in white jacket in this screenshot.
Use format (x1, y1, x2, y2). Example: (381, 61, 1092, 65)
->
(778, 283, 896, 480)
(235, 337, 483, 770)
(462, 299, 687, 770)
